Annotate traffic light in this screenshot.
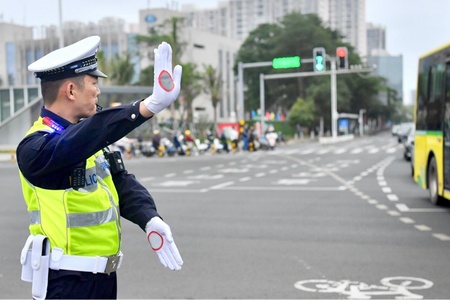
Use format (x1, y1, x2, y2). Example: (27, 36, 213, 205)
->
(272, 56, 301, 69)
(336, 46, 348, 69)
(313, 47, 326, 72)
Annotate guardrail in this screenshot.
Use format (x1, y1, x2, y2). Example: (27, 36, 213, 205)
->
(0, 85, 40, 124)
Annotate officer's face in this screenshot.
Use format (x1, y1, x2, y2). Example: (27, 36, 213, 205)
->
(75, 75, 101, 119)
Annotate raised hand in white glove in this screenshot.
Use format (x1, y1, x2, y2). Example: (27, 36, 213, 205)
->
(143, 42, 182, 114)
(145, 217, 183, 270)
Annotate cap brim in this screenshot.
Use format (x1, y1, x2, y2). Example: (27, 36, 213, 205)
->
(88, 69, 107, 78)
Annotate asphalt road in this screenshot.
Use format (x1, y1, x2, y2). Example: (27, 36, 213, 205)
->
(2, 132, 450, 299)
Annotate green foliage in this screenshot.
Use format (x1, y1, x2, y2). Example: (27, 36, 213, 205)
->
(138, 65, 153, 86)
(180, 62, 203, 123)
(109, 53, 135, 85)
(235, 12, 392, 132)
(288, 97, 315, 128)
(202, 64, 222, 125)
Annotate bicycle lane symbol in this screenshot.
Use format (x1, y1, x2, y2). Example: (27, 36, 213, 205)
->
(294, 276, 433, 299)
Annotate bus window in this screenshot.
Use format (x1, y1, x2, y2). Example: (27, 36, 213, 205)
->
(426, 65, 444, 131)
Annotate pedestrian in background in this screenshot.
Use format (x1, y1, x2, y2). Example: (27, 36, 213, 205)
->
(16, 36, 183, 299)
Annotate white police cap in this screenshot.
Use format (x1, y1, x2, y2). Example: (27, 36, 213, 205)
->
(28, 35, 107, 81)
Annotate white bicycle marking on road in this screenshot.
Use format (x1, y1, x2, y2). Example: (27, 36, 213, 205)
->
(294, 276, 433, 299)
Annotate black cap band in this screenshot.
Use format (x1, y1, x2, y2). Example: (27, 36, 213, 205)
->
(35, 55, 98, 81)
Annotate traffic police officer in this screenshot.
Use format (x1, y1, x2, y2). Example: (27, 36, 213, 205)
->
(17, 36, 183, 299)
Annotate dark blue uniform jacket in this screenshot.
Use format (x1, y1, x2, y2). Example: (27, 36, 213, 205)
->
(16, 101, 160, 231)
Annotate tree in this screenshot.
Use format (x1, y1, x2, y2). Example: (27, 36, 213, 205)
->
(202, 64, 222, 126)
(235, 12, 389, 132)
(180, 62, 202, 124)
(96, 51, 135, 86)
(109, 53, 135, 85)
(288, 97, 315, 130)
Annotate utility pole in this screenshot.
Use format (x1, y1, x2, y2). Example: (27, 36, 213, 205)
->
(330, 56, 337, 138)
(58, 0, 64, 48)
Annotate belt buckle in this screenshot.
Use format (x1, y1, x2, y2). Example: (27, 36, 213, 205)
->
(104, 254, 121, 274)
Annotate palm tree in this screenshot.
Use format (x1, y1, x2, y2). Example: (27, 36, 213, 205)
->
(96, 51, 135, 86)
(202, 64, 222, 126)
(181, 62, 202, 124)
(109, 53, 135, 86)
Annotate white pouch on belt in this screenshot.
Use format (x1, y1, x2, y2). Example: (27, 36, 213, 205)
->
(20, 234, 50, 300)
(20, 235, 35, 282)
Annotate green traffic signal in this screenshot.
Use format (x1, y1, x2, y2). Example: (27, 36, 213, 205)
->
(315, 55, 325, 71)
(313, 47, 326, 72)
(272, 56, 301, 69)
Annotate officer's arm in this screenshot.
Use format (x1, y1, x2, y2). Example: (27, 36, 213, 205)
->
(112, 170, 160, 231)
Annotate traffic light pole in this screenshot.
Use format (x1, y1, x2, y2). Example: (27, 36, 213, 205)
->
(238, 61, 272, 121)
(259, 65, 373, 138)
(238, 59, 314, 121)
(330, 56, 338, 138)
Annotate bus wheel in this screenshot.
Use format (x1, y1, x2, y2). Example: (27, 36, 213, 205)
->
(428, 157, 444, 205)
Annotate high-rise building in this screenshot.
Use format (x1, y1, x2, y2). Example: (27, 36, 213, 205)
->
(366, 23, 386, 56)
(183, 0, 367, 56)
(2, 18, 131, 87)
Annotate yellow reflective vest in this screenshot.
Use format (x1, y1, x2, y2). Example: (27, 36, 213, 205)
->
(19, 117, 121, 256)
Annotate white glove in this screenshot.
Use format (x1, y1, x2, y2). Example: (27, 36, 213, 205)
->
(143, 42, 182, 114)
(146, 217, 183, 271)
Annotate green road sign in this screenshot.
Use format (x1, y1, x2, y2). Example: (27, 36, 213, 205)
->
(272, 56, 301, 69)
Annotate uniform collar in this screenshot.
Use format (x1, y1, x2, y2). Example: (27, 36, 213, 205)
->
(40, 107, 72, 130)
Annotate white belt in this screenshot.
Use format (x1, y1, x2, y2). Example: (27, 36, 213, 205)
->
(49, 248, 123, 274)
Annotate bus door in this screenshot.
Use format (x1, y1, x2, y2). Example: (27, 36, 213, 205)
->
(443, 61, 450, 189)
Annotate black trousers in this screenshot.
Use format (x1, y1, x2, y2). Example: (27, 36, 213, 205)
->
(45, 269, 117, 299)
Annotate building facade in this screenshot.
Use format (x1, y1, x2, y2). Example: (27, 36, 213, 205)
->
(139, 8, 242, 122)
(183, 0, 366, 56)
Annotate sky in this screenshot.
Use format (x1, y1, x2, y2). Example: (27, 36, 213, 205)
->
(1, 0, 450, 105)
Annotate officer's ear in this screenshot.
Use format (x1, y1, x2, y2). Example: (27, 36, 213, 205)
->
(65, 81, 76, 100)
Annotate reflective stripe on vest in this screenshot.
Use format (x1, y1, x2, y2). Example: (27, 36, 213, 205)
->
(29, 206, 119, 228)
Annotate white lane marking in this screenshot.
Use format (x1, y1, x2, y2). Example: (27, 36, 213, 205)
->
(382, 187, 392, 193)
(275, 179, 311, 185)
(396, 203, 449, 212)
(415, 225, 432, 231)
(386, 147, 397, 153)
(433, 233, 450, 241)
(224, 186, 346, 191)
(159, 180, 198, 187)
(351, 148, 363, 154)
(255, 172, 266, 177)
(140, 177, 155, 182)
(188, 174, 224, 180)
(396, 203, 409, 212)
(164, 173, 176, 178)
(376, 204, 388, 210)
(400, 217, 415, 224)
(388, 210, 401, 216)
(387, 194, 399, 201)
(209, 181, 234, 190)
(239, 177, 251, 182)
(334, 148, 347, 154)
(219, 168, 249, 173)
(184, 170, 195, 174)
